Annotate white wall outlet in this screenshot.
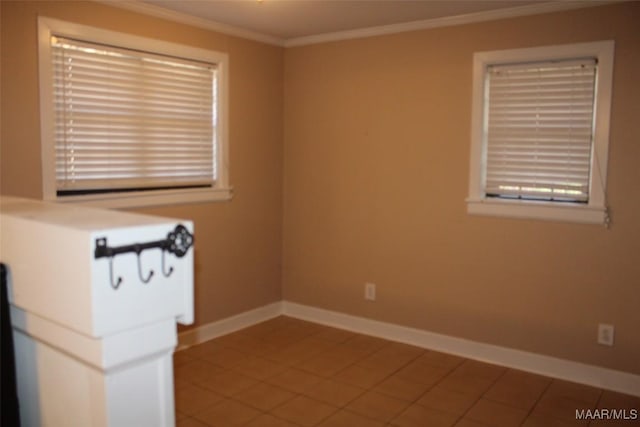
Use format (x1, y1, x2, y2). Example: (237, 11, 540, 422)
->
(597, 323, 614, 346)
(364, 282, 376, 301)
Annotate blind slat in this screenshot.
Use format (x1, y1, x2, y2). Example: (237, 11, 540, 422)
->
(52, 36, 217, 193)
(484, 58, 596, 202)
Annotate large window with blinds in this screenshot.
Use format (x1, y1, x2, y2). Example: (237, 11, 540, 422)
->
(38, 18, 230, 208)
(467, 41, 614, 224)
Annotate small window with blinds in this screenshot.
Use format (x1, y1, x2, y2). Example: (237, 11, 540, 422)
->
(52, 36, 215, 195)
(467, 42, 614, 224)
(484, 59, 596, 203)
(38, 17, 230, 208)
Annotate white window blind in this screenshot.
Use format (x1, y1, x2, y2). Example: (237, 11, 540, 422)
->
(484, 59, 597, 203)
(52, 36, 216, 195)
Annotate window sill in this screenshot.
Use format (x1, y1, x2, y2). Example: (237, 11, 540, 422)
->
(466, 198, 607, 225)
(47, 187, 233, 209)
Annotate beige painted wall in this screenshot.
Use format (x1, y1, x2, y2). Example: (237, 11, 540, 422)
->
(0, 1, 284, 328)
(283, 2, 640, 374)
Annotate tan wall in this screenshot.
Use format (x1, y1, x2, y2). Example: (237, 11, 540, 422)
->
(283, 2, 640, 374)
(0, 1, 284, 327)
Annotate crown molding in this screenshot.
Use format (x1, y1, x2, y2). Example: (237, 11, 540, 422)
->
(97, 1, 617, 49)
(95, 0, 285, 46)
(285, 1, 617, 47)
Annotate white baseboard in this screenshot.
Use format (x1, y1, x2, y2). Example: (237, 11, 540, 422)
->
(177, 300, 640, 397)
(177, 302, 283, 350)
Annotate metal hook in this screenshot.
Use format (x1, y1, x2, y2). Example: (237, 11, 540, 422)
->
(161, 250, 174, 278)
(109, 257, 123, 289)
(136, 249, 154, 284)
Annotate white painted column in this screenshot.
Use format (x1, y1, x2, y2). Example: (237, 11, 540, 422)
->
(1, 197, 194, 427)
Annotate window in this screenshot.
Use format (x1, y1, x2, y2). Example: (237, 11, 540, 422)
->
(467, 41, 614, 224)
(38, 17, 230, 208)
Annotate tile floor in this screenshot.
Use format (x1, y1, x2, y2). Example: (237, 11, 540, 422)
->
(174, 316, 639, 427)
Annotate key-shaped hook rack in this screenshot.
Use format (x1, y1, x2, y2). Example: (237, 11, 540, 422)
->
(95, 224, 194, 289)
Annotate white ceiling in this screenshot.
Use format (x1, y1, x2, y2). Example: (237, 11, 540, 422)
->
(124, 0, 610, 46)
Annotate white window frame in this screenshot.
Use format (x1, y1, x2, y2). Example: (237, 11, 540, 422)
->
(38, 17, 231, 209)
(467, 41, 614, 224)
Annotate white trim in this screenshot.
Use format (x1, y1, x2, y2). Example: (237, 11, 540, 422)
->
(282, 302, 640, 397)
(96, 0, 284, 46)
(176, 302, 283, 350)
(467, 40, 615, 225)
(177, 301, 640, 397)
(38, 17, 231, 209)
(96, 0, 615, 48)
(52, 187, 233, 209)
(466, 198, 608, 225)
(285, 2, 615, 47)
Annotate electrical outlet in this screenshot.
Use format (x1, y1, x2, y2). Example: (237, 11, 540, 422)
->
(365, 282, 376, 301)
(597, 323, 614, 346)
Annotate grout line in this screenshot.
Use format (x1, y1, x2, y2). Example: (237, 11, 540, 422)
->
(519, 379, 554, 426)
(175, 317, 619, 427)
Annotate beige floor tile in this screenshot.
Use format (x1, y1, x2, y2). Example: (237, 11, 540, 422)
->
(244, 413, 301, 427)
(313, 326, 357, 343)
(237, 319, 282, 338)
(193, 399, 262, 426)
(332, 362, 392, 389)
(465, 398, 529, 427)
(545, 380, 603, 405)
(346, 390, 410, 423)
(391, 403, 460, 427)
(589, 418, 640, 427)
(197, 346, 249, 369)
(231, 355, 288, 380)
(175, 360, 227, 385)
(175, 383, 225, 416)
(533, 381, 601, 425)
(331, 343, 376, 362)
(365, 342, 424, 368)
(232, 382, 296, 411)
(295, 350, 360, 377)
(176, 417, 212, 427)
(454, 360, 506, 382)
(265, 337, 337, 366)
(437, 371, 497, 397)
(262, 328, 314, 348)
(199, 369, 259, 397)
(483, 370, 550, 411)
(340, 334, 389, 354)
(173, 317, 620, 427)
(531, 393, 591, 425)
(271, 395, 338, 427)
(303, 378, 366, 407)
(587, 392, 640, 426)
(454, 419, 490, 427)
(174, 350, 198, 367)
(597, 390, 640, 410)
(214, 331, 279, 356)
(417, 386, 479, 416)
(180, 340, 224, 359)
(380, 342, 425, 358)
(415, 351, 466, 370)
(267, 367, 324, 393)
(175, 377, 193, 391)
(373, 374, 432, 402)
(521, 414, 586, 427)
(318, 409, 386, 427)
(394, 360, 452, 386)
